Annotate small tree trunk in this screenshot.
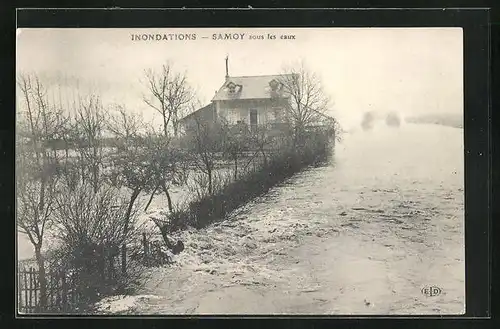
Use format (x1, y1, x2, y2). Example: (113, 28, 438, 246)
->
(80, 160, 86, 185)
(153, 220, 174, 249)
(92, 143, 100, 193)
(173, 119, 179, 138)
(163, 115, 169, 138)
(34, 246, 47, 311)
(121, 245, 127, 275)
(39, 176, 46, 212)
(234, 156, 238, 180)
(142, 232, 149, 265)
(208, 170, 213, 195)
(261, 148, 267, 166)
(144, 184, 160, 211)
(161, 183, 173, 212)
(160, 228, 175, 249)
(124, 189, 141, 231)
(122, 188, 141, 274)
(92, 168, 99, 193)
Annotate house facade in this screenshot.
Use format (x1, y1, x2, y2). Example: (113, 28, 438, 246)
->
(179, 58, 293, 134)
(212, 75, 292, 131)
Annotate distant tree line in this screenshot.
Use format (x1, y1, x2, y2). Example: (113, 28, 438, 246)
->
(405, 113, 463, 129)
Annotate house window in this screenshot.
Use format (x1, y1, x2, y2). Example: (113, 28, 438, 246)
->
(249, 109, 258, 131)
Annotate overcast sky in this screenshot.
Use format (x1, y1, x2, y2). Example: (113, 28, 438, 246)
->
(16, 27, 463, 128)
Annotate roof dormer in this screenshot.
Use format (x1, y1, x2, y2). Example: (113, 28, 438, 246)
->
(269, 79, 282, 92)
(226, 81, 242, 94)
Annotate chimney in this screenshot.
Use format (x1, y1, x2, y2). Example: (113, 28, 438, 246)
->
(225, 55, 229, 81)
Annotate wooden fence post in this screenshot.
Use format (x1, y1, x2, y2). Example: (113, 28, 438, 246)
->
(46, 268, 50, 311)
(28, 268, 33, 313)
(18, 269, 23, 313)
(34, 269, 38, 312)
(23, 269, 28, 313)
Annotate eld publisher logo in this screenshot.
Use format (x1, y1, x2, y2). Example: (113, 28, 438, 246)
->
(421, 286, 442, 297)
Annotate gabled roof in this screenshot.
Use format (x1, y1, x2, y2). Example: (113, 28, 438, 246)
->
(212, 74, 294, 101)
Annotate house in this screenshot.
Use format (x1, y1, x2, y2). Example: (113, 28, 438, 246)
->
(179, 57, 294, 135)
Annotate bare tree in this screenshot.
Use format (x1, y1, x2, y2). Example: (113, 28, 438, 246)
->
(188, 114, 223, 195)
(107, 105, 144, 142)
(107, 108, 188, 263)
(248, 125, 274, 167)
(219, 118, 249, 180)
(142, 127, 189, 212)
(106, 106, 147, 217)
(142, 62, 194, 138)
(16, 73, 63, 310)
(52, 182, 142, 303)
(106, 107, 153, 273)
(277, 62, 332, 145)
(73, 94, 106, 193)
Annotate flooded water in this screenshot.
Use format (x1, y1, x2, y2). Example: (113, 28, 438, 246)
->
(18, 122, 465, 315)
(95, 122, 464, 315)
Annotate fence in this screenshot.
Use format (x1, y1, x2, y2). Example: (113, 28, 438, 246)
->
(18, 245, 124, 314)
(17, 236, 174, 314)
(18, 266, 81, 314)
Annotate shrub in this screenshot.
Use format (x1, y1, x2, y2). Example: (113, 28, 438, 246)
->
(158, 129, 333, 232)
(49, 182, 147, 310)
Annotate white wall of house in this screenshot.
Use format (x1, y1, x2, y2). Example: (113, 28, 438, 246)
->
(216, 99, 287, 126)
(218, 106, 268, 125)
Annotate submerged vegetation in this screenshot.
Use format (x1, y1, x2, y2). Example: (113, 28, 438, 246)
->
(361, 111, 375, 131)
(385, 112, 401, 127)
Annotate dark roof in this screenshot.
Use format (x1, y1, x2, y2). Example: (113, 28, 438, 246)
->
(179, 103, 214, 123)
(212, 74, 295, 101)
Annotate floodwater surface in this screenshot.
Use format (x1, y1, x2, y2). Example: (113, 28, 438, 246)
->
(96, 122, 464, 315)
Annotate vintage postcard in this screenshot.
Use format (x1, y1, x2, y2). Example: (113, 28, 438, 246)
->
(16, 27, 464, 315)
